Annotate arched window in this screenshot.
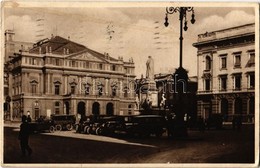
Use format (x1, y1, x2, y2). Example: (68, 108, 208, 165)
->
(205, 56, 211, 71)
(77, 102, 86, 116)
(106, 103, 114, 116)
(92, 102, 100, 115)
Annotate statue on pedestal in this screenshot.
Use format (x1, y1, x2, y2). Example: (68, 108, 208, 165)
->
(146, 56, 154, 81)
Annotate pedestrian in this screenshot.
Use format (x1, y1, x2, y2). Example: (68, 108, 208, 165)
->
(27, 115, 32, 122)
(18, 115, 32, 157)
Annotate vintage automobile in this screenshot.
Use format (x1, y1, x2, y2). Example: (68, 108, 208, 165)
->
(28, 117, 55, 133)
(95, 119, 125, 136)
(75, 115, 107, 134)
(50, 114, 76, 131)
(124, 115, 167, 137)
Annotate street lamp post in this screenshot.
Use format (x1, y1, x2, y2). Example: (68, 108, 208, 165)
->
(164, 7, 195, 137)
(164, 7, 195, 68)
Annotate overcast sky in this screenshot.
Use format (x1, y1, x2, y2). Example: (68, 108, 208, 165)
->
(4, 3, 256, 78)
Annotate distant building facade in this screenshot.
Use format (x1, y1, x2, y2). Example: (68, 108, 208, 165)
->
(5, 33, 136, 121)
(193, 23, 255, 122)
(4, 30, 34, 120)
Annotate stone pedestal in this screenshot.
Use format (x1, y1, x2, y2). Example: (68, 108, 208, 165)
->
(140, 79, 158, 113)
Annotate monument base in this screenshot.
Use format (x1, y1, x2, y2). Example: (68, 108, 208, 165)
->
(140, 80, 158, 107)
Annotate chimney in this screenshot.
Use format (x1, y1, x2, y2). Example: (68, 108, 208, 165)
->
(68, 36, 70, 41)
(51, 34, 54, 38)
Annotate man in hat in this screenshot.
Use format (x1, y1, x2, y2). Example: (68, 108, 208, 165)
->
(18, 115, 32, 157)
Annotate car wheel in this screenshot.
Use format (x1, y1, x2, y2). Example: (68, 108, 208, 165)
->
(83, 126, 89, 134)
(49, 126, 55, 133)
(96, 127, 103, 135)
(86, 127, 92, 134)
(66, 124, 73, 131)
(55, 124, 62, 131)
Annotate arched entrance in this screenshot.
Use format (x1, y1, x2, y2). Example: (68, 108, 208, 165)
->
(106, 103, 114, 116)
(220, 98, 228, 121)
(234, 98, 242, 114)
(77, 102, 86, 117)
(92, 102, 100, 115)
(65, 101, 70, 114)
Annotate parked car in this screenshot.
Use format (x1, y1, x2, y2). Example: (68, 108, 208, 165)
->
(124, 115, 167, 137)
(96, 119, 125, 136)
(75, 116, 92, 133)
(28, 117, 55, 133)
(50, 114, 76, 131)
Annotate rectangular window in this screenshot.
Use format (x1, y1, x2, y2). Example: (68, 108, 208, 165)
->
(4, 87, 8, 96)
(55, 85, 60, 95)
(111, 65, 116, 71)
(32, 85, 36, 94)
(246, 51, 255, 67)
(205, 79, 210, 91)
(234, 75, 241, 90)
(71, 86, 75, 94)
(55, 58, 60, 66)
(248, 73, 255, 89)
(99, 64, 103, 70)
(33, 58, 37, 65)
(234, 54, 241, 68)
(221, 57, 227, 69)
(220, 76, 227, 91)
(85, 62, 90, 68)
(72, 61, 76, 67)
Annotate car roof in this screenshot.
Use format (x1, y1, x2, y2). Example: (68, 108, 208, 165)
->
(133, 115, 163, 118)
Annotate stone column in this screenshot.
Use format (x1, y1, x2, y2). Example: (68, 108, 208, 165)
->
(65, 75, 68, 94)
(92, 78, 96, 95)
(105, 78, 109, 96)
(79, 76, 82, 94)
(120, 80, 123, 97)
(47, 74, 50, 94)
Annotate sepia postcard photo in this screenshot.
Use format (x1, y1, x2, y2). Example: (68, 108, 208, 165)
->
(1, 1, 259, 167)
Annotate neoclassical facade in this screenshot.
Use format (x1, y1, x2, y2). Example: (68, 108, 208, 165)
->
(6, 34, 136, 120)
(193, 23, 255, 122)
